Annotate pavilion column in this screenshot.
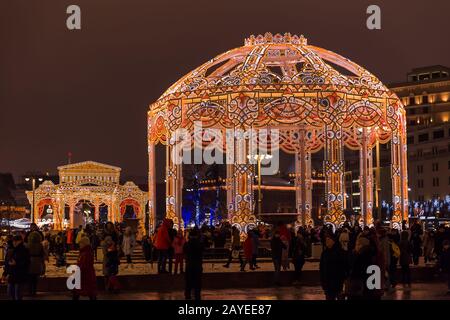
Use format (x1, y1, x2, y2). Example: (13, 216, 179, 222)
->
(105, 202, 110, 222)
(165, 143, 184, 229)
(391, 130, 408, 229)
(94, 202, 100, 223)
(226, 164, 235, 220)
(230, 130, 256, 233)
(176, 163, 183, 229)
(33, 203, 39, 225)
(148, 142, 157, 233)
(54, 198, 64, 230)
(69, 203, 75, 229)
(323, 126, 346, 227)
(109, 198, 116, 223)
(359, 128, 374, 227)
(295, 129, 313, 227)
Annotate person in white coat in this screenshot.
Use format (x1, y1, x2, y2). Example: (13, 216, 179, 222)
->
(122, 227, 136, 268)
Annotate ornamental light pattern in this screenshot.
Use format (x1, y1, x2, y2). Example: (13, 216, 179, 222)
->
(148, 33, 408, 232)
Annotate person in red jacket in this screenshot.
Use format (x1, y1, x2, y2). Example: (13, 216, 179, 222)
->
(72, 237, 97, 300)
(155, 219, 173, 274)
(240, 230, 255, 272)
(172, 229, 186, 274)
(66, 228, 73, 251)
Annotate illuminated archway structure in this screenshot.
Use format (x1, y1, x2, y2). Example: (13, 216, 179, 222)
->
(148, 33, 408, 231)
(26, 161, 147, 233)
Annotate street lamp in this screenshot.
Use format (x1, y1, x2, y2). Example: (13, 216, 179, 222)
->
(25, 177, 43, 224)
(247, 154, 273, 217)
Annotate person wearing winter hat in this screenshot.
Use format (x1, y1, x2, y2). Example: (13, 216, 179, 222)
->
(319, 233, 349, 300)
(27, 231, 46, 296)
(339, 228, 350, 251)
(399, 230, 412, 289)
(72, 236, 97, 300)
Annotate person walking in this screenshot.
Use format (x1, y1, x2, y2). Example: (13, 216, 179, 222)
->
(142, 235, 154, 271)
(54, 232, 66, 267)
(90, 229, 100, 262)
(27, 231, 46, 296)
(155, 219, 173, 273)
(168, 224, 177, 274)
(387, 230, 400, 289)
(346, 236, 373, 300)
(104, 222, 119, 244)
(377, 228, 391, 290)
(339, 228, 350, 252)
(319, 234, 348, 300)
(241, 231, 254, 271)
(66, 228, 74, 251)
(292, 229, 306, 285)
(399, 230, 412, 288)
(423, 229, 435, 264)
(410, 224, 423, 266)
(75, 226, 85, 250)
(2, 235, 30, 300)
(270, 230, 286, 285)
(72, 236, 97, 300)
(104, 236, 120, 293)
(250, 230, 260, 269)
(184, 229, 204, 300)
(122, 226, 136, 268)
(439, 240, 450, 295)
(173, 230, 186, 275)
(223, 226, 243, 268)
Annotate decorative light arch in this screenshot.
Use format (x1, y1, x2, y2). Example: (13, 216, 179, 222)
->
(148, 33, 408, 232)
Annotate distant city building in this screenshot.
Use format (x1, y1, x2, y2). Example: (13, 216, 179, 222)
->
(389, 65, 450, 201)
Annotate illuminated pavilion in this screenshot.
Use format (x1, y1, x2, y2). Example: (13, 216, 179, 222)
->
(26, 161, 148, 232)
(148, 33, 408, 233)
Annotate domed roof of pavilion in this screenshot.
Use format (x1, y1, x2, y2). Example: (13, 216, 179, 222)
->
(158, 33, 388, 99)
(149, 33, 405, 146)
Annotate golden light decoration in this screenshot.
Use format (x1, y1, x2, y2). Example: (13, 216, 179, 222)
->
(148, 33, 408, 231)
(26, 161, 148, 234)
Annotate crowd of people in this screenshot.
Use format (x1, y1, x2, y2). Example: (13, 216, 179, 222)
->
(316, 221, 450, 300)
(1, 218, 450, 300)
(1, 221, 137, 300)
(409, 196, 450, 219)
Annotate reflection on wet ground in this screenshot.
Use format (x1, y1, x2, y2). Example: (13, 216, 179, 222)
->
(15, 282, 450, 300)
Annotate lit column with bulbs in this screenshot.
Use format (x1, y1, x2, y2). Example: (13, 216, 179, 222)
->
(359, 128, 374, 227)
(25, 177, 43, 224)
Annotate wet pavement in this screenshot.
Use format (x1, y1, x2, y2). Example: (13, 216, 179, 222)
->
(9, 283, 450, 300)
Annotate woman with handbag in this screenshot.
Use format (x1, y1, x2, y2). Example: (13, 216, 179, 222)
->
(27, 231, 46, 296)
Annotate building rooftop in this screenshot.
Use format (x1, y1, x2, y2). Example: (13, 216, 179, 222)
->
(389, 65, 450, 88)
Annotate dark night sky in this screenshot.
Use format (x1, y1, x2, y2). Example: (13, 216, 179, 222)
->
(1, 0, 449, 181)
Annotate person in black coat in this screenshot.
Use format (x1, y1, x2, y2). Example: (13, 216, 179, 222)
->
(184, 228, 204, 300)
(399, 230, 412, 287)
(142, 235, 153, 265)
(2, 235, 30, 300)
(410, 222, 423, 265)
(271, 230, 287, 285)
(168, 226, 177, 274)
(319, 233, 349, 300)
(292, 230, 306, 284)
(439, 240, 450, 294)
(346, 236, 378, 300)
